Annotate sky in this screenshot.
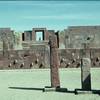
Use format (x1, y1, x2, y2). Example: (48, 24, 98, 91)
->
(0, 1, 100, 31)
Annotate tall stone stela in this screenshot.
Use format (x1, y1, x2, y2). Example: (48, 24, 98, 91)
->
(81, 43, 91, 90)
(49, 35, 60, 88)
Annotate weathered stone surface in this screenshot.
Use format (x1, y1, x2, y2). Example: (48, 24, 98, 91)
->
(49, 35, 60, 88)
(1, 26, 100, 69)
(32, 28, 48, 41)
(81, 70, 91, 90)
(81, 45, 91, 90)
(65, 26, 100, 49)
(24, 31, 32, 41)
(3, 40, 9, 57)
(81, 58, 91, 72)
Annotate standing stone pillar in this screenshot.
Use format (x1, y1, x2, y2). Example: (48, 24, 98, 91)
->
(81, 43, 91, 90)
(49, 35, 60, 88)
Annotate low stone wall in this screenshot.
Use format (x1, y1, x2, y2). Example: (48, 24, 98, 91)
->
(0, 48, 100, 69)
(59, 48, 100, 68)
(0, 48, 50, 69)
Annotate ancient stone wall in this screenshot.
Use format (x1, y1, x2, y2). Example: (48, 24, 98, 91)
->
(59, 48, 100, 68)
(0, 26, 100, 69)
(0, 28, 14, 50)
(24, 31, 32, 41)
(0, 44, 50, 69)
(0, 48, 100, 69)
(23, 28, 55, 42)
(65, 26, 100, 49)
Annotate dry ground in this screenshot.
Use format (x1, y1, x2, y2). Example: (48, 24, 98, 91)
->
(0, 68, 100, 100)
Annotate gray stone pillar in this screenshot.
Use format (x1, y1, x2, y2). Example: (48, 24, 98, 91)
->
(81, 58, 91, 90)
(81, 44, 91, 90)
(49, 35, 60, 88)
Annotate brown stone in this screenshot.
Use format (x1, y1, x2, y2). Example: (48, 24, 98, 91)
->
(49, 35, 60, 88)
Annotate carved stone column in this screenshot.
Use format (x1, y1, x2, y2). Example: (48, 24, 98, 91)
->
(49, 35, 60, 88)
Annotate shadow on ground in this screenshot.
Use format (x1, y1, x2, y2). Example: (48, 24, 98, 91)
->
(56, 88, 75, 94)
(9, 87, 100, 95)
(9, 86, 74, 94)
(75, 88, 100, 95)
(9, 87, 44, 91)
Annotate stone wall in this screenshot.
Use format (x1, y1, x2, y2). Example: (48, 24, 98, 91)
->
(65, 26, 100, 49)
(23, 28, 55, 42)
(0, 26, 100, 69)
(59, 48, 100, 68)
(0, 44, 50, 69)
(0, 48, 100, 69)
(0, 28, 14, 50)
(24, 31, 32, 41)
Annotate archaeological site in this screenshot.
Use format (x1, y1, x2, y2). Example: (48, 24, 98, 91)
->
(0, 26, 100, 69)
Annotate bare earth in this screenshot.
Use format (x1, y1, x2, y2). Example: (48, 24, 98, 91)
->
(0, 68, 100, 100)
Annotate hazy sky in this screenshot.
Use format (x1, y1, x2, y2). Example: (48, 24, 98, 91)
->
(0, 1, 100, 31)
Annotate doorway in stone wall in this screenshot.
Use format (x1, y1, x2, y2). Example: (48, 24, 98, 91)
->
(36, 31, 44, 41)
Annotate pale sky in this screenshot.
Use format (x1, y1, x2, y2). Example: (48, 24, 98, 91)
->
(0, 1, 100, 31)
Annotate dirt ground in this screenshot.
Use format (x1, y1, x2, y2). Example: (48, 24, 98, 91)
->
(0, 68, 100, 100)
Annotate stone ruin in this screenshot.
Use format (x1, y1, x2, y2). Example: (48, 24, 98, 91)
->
(0, 26, 100, 69)
(0, 27, 99, 94)
(0, 28, 56, 69)
(60, 26, 100, 68)
(45, 32, 99, 94)
(44, 32, 96, 94)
